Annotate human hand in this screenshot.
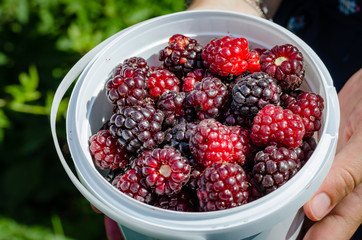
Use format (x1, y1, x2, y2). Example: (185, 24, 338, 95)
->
(302, 68, 362, 239)
(91, 205, 124, 240)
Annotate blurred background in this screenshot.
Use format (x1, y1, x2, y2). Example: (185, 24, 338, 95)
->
(0, 0, 185, 239)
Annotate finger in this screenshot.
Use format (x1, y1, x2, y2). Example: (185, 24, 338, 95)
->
(90, 204, 103, 214)
(303, 183, 362, 240)
(105, 215, 124, 240)
(303, 129, 362, 221)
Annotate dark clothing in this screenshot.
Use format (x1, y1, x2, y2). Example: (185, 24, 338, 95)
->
(274, 0, 362, 91)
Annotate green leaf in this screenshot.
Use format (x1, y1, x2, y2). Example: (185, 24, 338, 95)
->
(0, 216, 73, 240)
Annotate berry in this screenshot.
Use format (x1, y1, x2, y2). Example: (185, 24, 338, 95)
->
(157, 91, 188, 127)
(189, 119, 234, 167)
(280, 89, 304, 108)
(260, 44, 304, 91)
(287, 92, 324, 137)
(222, 108, 253, 127)
(229, 125, 253, 166)
(139, 147, 191, 196)
(153, 189, 199, 212)
(187, 76, 229, 120)
(89, 130, 129, 170)
(246, 49, 261, 73)
(159, 34, 203, 78)
(182, 68, 214, 93)
(250, 104, 305, 148)
(252, 145, 301, 194)
(295, 137, 317, 166)
(106, 57, 150, 107)
(197, 162, 249, 211)
(231, 72, 282, 118)
(112, 169, 154, 203)
(109, 105, 165, 152)
(147, 69, 180, 99)
(202, 36, 249, 77)
(163, 121, 198, 158)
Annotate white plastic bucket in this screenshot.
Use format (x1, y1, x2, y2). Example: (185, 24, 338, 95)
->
(51, 10, 340, 240)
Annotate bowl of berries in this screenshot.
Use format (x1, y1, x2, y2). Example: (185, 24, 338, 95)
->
(52, 10, 340, 240)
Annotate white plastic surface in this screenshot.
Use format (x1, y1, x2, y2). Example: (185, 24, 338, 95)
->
(56, 10, 340, 240)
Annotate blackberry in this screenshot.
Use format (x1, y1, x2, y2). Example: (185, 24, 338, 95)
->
(250, 104, 305, 148)
(280, 89, 304, 108)
(295, 137, 317, 166)
(222, 108, 253, 127)
(163, 121, 198, 158)
(112, 169, 154, 203)
(157, 91, 187, 127)
(159, 34, 204, 78)
(189, 119, 234, 167)
(139, 147, 191, 196)
(260, 44, 304, 91)
(106, 57, 150, 107)
(147, 69, 180, 99)
(109, 105, 165, 152)
(197, 162, 249, 211)
(187, 77, 229, 120)
(287, 92, 324, 137)
(89, 130, 129, 170)
(153, 189, 199, 212)
(231, 72, 282, 118)
(252, 145, 301, 194)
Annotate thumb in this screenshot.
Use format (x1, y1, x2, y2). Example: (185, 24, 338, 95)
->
(303, 130, 362, 221)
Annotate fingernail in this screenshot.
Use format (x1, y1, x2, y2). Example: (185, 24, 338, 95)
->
(311, 192, 331, 220)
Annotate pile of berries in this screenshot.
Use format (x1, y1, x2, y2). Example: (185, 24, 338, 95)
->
(89, 34, 324, 212)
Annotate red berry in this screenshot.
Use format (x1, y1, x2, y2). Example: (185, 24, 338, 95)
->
(182, 68, 214, 93)
(147, 69, 180, 99)
(260, 44, 304, 91)
(106, 57, 150, 107)
(189, 119, 234, 167)
(197, 162, 249, 211)
(229, 125, 253, 166)
(202, 36, 249, 77)
(287, 92, 324, 137)
(187, 76, 229, 120)
(139, 147, 191, 196)
(112, 169, 154, 203)
(89, 130, 129, 170)
(250, 104, 305, 148)
(247, 50, 261, 73)
(252, 145, 301, 194)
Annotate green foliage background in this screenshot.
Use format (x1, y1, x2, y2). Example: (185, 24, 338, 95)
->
(0, 0, 185, 239)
